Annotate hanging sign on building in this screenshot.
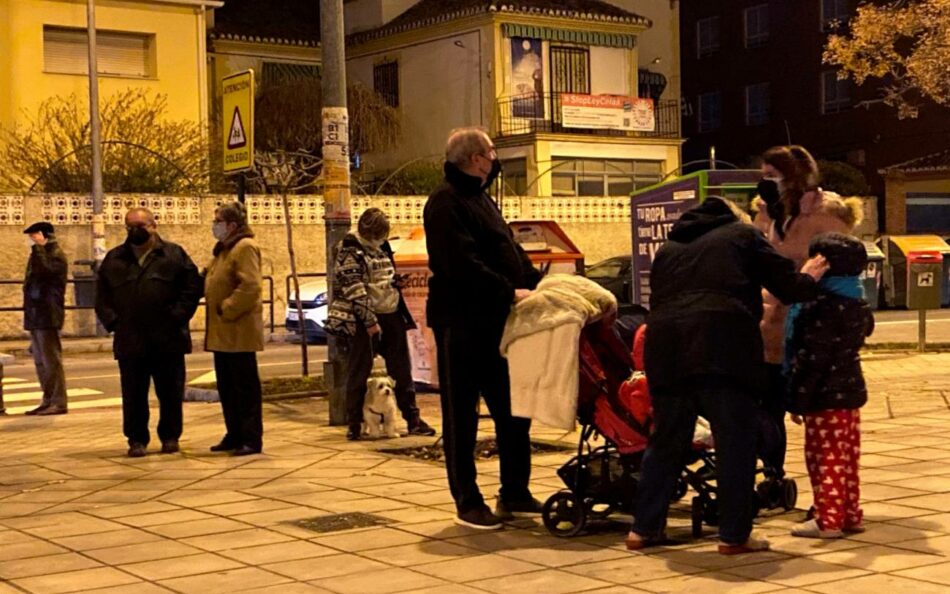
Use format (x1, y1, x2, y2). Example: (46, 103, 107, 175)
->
(561, 94, 655, 132)
(222, 70, 255, 173)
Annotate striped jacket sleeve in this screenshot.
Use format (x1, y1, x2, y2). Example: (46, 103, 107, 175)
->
(336, 246, 377, 329)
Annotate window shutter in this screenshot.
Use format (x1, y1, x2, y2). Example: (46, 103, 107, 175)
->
(44, 26, 152, 77)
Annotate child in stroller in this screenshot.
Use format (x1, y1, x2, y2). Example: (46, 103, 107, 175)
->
(542, 319, 797, 537)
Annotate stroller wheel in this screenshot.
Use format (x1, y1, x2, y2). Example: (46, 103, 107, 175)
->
(542, 491, 587, 537)
(691, 496, 704, 538)
(703, 498, 719, 527)
(672, 476, 689, 502)
(755, 480, 772, 510)
(782, 478, 798, 511)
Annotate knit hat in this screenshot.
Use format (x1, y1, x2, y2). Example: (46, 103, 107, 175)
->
(23, 222, 54, 238)
(808, 232, 867, 277)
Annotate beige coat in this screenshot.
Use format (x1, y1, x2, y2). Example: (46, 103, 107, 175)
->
(753, 191, 863, 363)
(204, 232, 264, 353)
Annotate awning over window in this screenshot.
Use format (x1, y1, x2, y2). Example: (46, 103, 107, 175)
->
(501, 23, 636, 49)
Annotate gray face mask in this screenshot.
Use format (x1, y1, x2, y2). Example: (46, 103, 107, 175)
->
(212, 221, 229, 241)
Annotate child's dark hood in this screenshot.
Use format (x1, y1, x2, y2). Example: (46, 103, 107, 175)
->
(668, 197, 738, 243)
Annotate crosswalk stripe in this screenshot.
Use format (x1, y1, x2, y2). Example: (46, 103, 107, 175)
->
(1, 377, 26, 385)
(3, 382, 41, 391)
(6, 397, 122, 415)
(188, 370, 216, 386)
(2, 388, 103, 403)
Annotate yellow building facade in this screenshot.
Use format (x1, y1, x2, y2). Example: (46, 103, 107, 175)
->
(0, 0, 220, 134)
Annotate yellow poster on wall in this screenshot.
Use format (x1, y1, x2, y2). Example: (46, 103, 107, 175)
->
(222, 70, 255, 173)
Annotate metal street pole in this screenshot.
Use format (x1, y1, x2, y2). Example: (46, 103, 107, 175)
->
(320, 0, 351, 426)
(86, 0, 105, 268)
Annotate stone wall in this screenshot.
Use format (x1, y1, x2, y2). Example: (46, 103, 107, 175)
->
(0, 194, 633, 338)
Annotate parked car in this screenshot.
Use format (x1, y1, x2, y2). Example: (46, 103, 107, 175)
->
(285, 277, 329, 342)
(586, 256, 633, 306)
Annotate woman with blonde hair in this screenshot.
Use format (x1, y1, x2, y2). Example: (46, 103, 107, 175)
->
(754, 145, 864, 477)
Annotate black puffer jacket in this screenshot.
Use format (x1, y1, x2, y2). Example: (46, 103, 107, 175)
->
(95, 237, 203, 359)
(23, 240, 68, 331)
(646, 198, 818, 394)
(786, 293, 873, 414)
(424, 162, 541, 330)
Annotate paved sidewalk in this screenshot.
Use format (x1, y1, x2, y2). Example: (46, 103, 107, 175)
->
(1, 351, 950, 593)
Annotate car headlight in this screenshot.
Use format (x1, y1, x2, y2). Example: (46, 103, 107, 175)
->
(314, 293, 328, 307)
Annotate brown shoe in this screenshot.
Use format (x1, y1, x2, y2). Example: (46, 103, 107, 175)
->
(24, 404, 50, 416)
(35, 406, 67, 416)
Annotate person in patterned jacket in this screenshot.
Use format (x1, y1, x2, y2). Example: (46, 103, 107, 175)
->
(785, 232, 874, 539)
(326, 208, 435, 440)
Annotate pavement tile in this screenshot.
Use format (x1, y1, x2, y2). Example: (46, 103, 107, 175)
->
(360, 540, 481, 567)
(119, 552, 245, 580)
(84, 540, 205, 565)
(858, 483, 930, 502)
(497, 542, 630, 568)
(180, 528, 296, 551)
(892, 562, 950, 586)
(12, 566, 141, 594)
(87, 501, 183, 519)
(117, 509, 216, 527)
(73, 490, 166, 504)
(810, 544, 946, 572)
(158, 490, 258, 507)
(845, 522, 942, 545)
(804, 573, 950, 594)
(721, 557, 869, 587)
(469, 568, 612, 594)
(562, 555, 703, 584)
(889, 493, 950, 512)
(859, 502, 936, 521)
(311, 566, 447, 594)
(0, 539, 69, 562)
(197, 498, 298, 516)
(240, 585, 335, 594)
(412, 553, 544, 581)
(635, 571, 787, 593)
(444, 529, 564, 553)
(0, 551, 101, 579)
(50, 528, 165, 551)
(158, 566, 292, 593)
(262, 552, 388, 581)
(889, 512, 950, 533)
(398, 586, 490, 594)
(648, 541, 790, 569)
(378, 507, 458, 525)
(888, 534, 950, 555)
(883, 475, 950, 493)
(145, 517, 252, 538)
(311, 527, 429, 552)
(72, 585, 176, 594)
(219, 540, 337, 564)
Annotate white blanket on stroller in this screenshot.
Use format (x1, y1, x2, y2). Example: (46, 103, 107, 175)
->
(501, 275, 617, 430)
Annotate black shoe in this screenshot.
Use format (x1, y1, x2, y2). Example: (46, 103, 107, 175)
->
(346, 425, 361, 441)
(495, 496, 544, 519)
(407, 418, 437, 436)
(455, 505, 504, 530)
(209, 440, 235, 452)
(127, 443, 147, 458)
(35, 406, 67, 416)
(160, 440, 179, 454)
(24, 404, 50, 416)
(232, 445, 261, 456)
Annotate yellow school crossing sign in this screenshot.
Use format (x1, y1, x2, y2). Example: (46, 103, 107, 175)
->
(222, 69, 255, 173)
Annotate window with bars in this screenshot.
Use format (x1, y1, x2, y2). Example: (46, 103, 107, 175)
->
(696, 17, 720, 58)
(44, 26, 154, 78)
(821, 0, 850, 30)
(745, 83, 770, 125)
(551, 158, 663, 197)
(821, 71, 851, 114)
(373, 61, 399, 108)
(744, 5, 769, 48)
(698, 91, 722, 132)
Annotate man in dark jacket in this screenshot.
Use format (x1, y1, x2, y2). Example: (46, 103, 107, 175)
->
(424, 127, 542, 530)
(95, 208, 203, 457)
(627, 197, 829, 554)
(22, 222, 69, 416)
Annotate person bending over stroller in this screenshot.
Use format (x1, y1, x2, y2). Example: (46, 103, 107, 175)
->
(627, 197, 829, 555)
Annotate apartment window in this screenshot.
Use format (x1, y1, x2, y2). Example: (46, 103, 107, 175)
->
(698, 91, 722, 132)
(44, 26, 153, 77)
(744, 5, 769, 48)
(551, 158, 663, 197)
(745, 83, 770, 125)
(821, 0, 850, 30)
(821, 71, 851, 114)
(373, 61, 399, 108)
(501, 158, 528, 196)
(696, 17, 720, 58)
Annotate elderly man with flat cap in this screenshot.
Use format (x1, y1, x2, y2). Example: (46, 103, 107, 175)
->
(22, 222, 69, 415)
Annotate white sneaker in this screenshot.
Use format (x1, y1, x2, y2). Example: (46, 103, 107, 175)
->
(791, 518, 843, 539)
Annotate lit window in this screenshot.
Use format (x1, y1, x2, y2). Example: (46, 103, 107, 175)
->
(44, 26, 154, 78)
(744, 5, 769, 48)
(821, 71, 851, 114)
(696, 17, 720, 58)
(698, 91, 722, 132)
(550, 158, 663, 197)
(745, 83, 770, 125)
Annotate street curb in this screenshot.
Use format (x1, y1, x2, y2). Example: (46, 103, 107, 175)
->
(184, 387, 326, 403)
(1, 332, 295, 359)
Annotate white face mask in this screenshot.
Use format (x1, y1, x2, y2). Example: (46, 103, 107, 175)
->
(212, 221, 229, 241)
(763, 175, 785, 192)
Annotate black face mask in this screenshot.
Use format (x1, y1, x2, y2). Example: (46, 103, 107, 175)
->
(127, 227, 150, 246)
(757, 179, 786, 238)
(481, 159, 502, 191)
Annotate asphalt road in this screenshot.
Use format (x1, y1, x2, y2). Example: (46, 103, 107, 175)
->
(869, 309, 950, 344)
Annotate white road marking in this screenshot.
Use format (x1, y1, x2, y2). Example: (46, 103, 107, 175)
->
(3, 388, 103, 403)
(875, 318, 950, 326)
(1, 378, 26, 385)
(6, 396, 121, 415)
(3, 382, 41, 391)
(188, 370, 216, 385)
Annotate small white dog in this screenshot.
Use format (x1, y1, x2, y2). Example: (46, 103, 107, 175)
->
(363, 376, 400, 439)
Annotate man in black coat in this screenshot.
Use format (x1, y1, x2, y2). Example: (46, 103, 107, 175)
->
(95, 208, 203, 457)
(424, 127, 542, 530)
(628, 197, 829, 554)
(22, 222, 69, 416)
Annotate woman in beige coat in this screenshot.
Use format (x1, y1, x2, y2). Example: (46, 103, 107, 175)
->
(205, 202, 265, 456)
(753, 145, 863, 476)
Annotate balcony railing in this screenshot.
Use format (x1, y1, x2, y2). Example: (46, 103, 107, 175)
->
(496, 94, 681, 139)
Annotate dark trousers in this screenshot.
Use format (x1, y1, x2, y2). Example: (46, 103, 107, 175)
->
(761, 363, 788, 476)
(30, 329, 67, 408)
(345, 312, 420, 427)
(213, 352, 263, 450)
(434, 323, 533, 513)
(633, 376, 757, 545)
(118, 354, 185, 447)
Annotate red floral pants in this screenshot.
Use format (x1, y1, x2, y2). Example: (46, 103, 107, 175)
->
(804, 409, 862, 531)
